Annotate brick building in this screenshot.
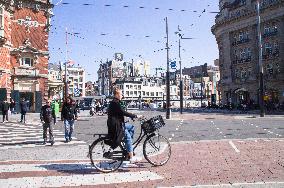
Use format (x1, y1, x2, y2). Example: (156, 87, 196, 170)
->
(212, 0, 284, 106)
(0, 0, 53, 112)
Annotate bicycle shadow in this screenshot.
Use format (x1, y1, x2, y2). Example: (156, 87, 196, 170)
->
(38, 163, 132, 174)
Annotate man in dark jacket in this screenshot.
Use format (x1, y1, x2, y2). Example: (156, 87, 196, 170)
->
(107, 88, 141, 163)
(20, 98, 28, 123)
(40, 99, 55, 145)
(61, 97, 78, 142)
(1, 99, 10, 123)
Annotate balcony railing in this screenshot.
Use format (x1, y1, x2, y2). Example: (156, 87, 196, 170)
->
(232, 38, 250, 46)
(262, 50, 279, 59)
(262, 30, 278, 38)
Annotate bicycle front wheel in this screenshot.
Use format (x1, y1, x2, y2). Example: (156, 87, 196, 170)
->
(90, 137, 124, 173)
(143, 133, 171, 166)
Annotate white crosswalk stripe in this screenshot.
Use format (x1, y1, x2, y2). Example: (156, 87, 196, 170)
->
(0, 122, 86, 149)
(0, 160, 163, 187)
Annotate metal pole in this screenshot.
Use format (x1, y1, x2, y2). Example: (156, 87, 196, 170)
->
(200, 75, 203, 107)
(257, 1, 265, 117)
(166, 17, 171, 119)
(179, 37, 183, 114)
(65, 27, 68, 100)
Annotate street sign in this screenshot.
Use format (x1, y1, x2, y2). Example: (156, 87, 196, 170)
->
(74, 88, 81, 97)
(170, 61, 176, 69)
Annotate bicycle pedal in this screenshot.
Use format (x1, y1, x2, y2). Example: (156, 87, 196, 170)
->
(103, 151, 112, 158)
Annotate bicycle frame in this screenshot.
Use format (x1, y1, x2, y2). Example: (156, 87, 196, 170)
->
(132, 122, 156, 153)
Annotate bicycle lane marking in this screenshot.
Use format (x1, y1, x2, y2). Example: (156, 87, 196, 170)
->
(228, 140, 240, 153)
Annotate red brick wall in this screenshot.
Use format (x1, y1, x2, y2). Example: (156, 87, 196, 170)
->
(11, 6, 50, 99)
(11, 8, 48, 51)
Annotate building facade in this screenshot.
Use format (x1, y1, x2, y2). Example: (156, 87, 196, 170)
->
(212, 0, 284, 106)
(66, 66, 86, 97)
(0, 0, 53, 112)
(48, 63, 63, 100)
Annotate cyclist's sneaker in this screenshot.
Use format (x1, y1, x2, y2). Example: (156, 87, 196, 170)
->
(129, 156, 142, 163)
(121, 161, 138, 168)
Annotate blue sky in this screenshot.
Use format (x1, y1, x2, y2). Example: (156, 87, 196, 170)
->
(49, 0, 219, 81)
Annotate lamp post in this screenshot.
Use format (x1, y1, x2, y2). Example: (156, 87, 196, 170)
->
(64, 27, 68, 100)
(175, 26, 194, 114)
(165, 17, 171, 119)
(257, 0, 265, 117)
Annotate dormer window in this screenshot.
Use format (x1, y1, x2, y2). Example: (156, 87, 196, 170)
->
(21, 57, 34, 67)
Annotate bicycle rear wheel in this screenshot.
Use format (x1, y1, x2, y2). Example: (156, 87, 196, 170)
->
(143, 133, 171, 166)
(89, 137, 124, 173)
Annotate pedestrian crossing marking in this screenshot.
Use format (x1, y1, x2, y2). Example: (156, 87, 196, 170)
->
(0, 122, 86, 149)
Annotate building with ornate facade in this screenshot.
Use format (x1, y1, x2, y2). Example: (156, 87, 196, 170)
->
(0, 0, 53, 112)
(48, 63, 63, 100)
(212, 0, 284, 106)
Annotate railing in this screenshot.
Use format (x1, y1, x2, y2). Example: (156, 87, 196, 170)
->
(232, 38, 250, 46)
(262, 30, 278, 38)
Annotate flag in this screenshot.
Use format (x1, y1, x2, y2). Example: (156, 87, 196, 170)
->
(66, 60, 75, 67)
(74, 88, 81, 97)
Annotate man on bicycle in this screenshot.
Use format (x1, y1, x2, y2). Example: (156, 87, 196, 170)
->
(107, 88, 141, 163)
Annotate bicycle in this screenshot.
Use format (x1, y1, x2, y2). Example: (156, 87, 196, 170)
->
(88, 115, 171, 173)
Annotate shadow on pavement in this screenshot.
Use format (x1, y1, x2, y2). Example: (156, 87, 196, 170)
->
(38, 163, 131, 174)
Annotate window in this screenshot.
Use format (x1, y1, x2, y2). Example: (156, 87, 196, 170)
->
(264, 26, 270, 35)
(151, 92, 154, 96)
(272, 24, 278, 32)
(265, 43, 272, 55)
(239, 32, 244, 41)
(156, 92, 158, 96)
(126, 91, 129, 96)
(134, 85, 137, 90)
(126, 85, 129, 89)
(138, 85, 141, 90)
(240, 49, 246, 60)
(21, 57, 34, 67)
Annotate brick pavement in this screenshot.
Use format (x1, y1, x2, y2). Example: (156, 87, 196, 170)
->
(0, 139, 283, 187)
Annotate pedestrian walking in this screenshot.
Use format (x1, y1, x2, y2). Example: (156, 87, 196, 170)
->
(61, 97, 78, 143)
(20, 98, 28, 123)
(1, 99, 10, 123)
(10, 99, 16, 114)
(51, 100, 59, 125)
(40, 99, 55, 145)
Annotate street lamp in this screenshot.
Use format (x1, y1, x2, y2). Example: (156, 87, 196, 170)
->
(165, 17, 171, 119)
(257, 0, 265, 117)
(175, 26, 194, 114)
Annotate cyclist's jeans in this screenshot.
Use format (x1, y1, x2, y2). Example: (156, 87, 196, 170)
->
(124, 123, 134, 152)
(64, 119, 75, 140)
